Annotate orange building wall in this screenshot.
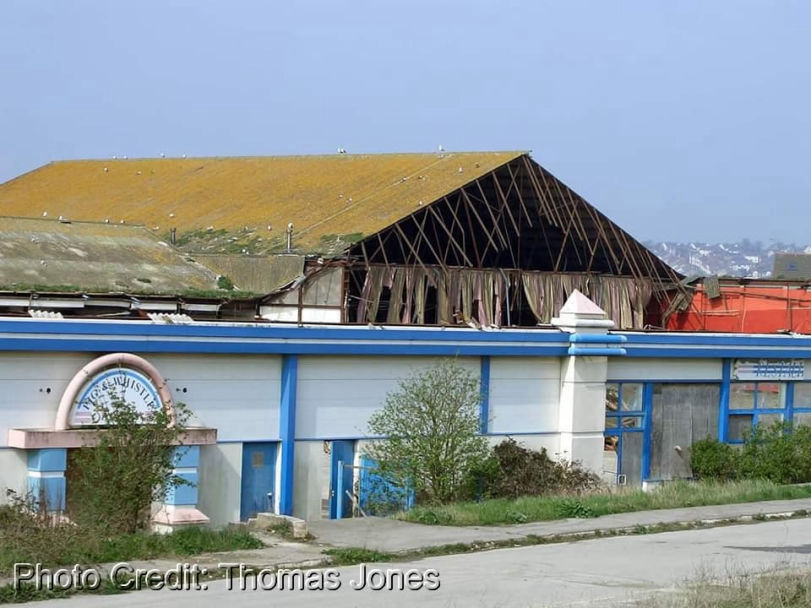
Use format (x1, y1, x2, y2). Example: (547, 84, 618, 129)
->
(666, 284, 811, 334)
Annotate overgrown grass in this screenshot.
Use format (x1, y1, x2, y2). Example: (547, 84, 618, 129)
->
(401, 480, 811, 526)
(643, 569, 811, 607)
(0, 524, 261, 576)
(324, 548, 396, 566)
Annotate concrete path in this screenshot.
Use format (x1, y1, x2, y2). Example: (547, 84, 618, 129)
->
(29, 518, 811, 607)
(308, 497, 811, 552)
(0, 539, 326, 589)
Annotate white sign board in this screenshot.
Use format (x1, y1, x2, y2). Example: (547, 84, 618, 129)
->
(733, 359, 807, 381)
(70, 367, 163, 427)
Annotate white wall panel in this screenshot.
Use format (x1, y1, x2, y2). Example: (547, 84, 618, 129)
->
(0, 449, 27, 500)
(485, 433, 560, 456)
(607, 358, 722, 381)
(0, 352, 92, 445)
(293, 440, 331, 520)
(149, 355, 282, 441)
(296, 356, 479, 439)
(198, 443, 242, 526)
(488, 358, 560, 434)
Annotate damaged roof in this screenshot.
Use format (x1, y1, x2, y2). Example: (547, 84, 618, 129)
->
(0, 216, 221, 293)
(0, 152, 524, 253)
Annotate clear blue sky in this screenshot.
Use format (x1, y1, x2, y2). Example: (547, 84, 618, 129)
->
(2, 1, 809, 243)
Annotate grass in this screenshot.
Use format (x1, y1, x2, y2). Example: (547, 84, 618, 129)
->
(324, 547, 396, 566)
(643, 569, 811, 607)
(400, 480, 811, 526)
(0, 525, 261, 577)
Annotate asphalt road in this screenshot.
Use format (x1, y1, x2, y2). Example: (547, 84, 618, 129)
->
(30, 518, 811, 607)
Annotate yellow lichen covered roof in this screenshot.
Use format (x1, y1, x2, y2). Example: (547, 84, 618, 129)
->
(0, 152, 525, 252)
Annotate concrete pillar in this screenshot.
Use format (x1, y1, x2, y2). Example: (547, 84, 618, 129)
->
(152, 445, 210, 532)
(552, 290, 626, 474)
(27, 448, 67, 512)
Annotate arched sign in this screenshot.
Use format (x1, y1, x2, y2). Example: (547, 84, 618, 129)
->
(55, 353, 175, 431)
(71, 367, 163, 426)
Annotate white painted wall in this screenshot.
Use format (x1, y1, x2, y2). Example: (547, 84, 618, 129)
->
(488, 358, 560, 434)
(301, 308, 341, 323)
(0, 352, 92, 445)
(197, 443, 242, 527)
(292, 440, 331, 520)
(295, 356, 479, 439)
(0, 448, 27, 502)
(607, 358, 722, 381)
(259, 306, 298, 322)
(484, 433, 560, 456)
(0, 352, 281, 444)
(149, 354, 281, 441)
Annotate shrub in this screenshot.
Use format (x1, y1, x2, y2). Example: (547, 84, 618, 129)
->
(690, 422, 811, 484)
(690, 437, 739, 481)
(68, 395, 191, 535)
(216, 275, 234, 290)
(366, 359, 489, 505)
(739, 422, 811, 484)
(471, 439, 600, 500)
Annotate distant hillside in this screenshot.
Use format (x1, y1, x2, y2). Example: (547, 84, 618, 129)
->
(644, 240, 811, 278)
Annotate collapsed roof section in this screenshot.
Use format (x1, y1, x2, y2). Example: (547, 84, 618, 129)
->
(347, 154, 678, 286)
(261, 154, 683, 329)
(0, 151, 682, 328)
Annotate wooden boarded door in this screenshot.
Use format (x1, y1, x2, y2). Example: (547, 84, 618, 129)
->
(650, 384, 720, 480)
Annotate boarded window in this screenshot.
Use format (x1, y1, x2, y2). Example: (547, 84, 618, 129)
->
(650, 384, 720, 480)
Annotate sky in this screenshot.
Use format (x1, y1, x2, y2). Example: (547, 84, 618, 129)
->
(1, 1, 809, 243)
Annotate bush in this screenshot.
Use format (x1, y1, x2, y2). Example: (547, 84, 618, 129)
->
(366, 359, 489, 505)
(69, 395, 191, 535)
(690, 422, 811, 484)
(690, 437, 739, 481)
(739, 422, 811, 484)
(469, 439, 600, 500)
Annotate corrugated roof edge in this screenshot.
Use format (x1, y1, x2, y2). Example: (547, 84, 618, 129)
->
(3, 149, 530, 177)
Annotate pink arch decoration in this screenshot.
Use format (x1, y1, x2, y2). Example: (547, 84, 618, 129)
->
(55, 353, 175, 431)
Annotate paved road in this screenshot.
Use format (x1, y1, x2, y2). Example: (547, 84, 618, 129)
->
(31, 518, 811, 607)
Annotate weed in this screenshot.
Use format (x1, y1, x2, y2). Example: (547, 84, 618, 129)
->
(401, 480, 811, 527)
(324, 548, 395, 566)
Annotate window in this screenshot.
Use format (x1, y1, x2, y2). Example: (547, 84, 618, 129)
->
(794, 383, 811, 408)
(605, 383, 644, 436)
(792, 382, 811, 428)
(728, 414, 754, 442)
(756, 383, 786, 409)
(604, 383, 646, 485)
(727, 382, 788, 443)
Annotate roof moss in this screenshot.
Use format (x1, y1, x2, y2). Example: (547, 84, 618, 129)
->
(0, 152, 525, 253)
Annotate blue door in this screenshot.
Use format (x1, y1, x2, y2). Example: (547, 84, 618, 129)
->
(240, 442, 278, 521)
(329, 440, 355, 519)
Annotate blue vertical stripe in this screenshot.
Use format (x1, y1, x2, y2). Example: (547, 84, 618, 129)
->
(641, 383, 654, 481)
(279, 354, 298, 516)
(479, 356, 491, 434)
(787, 382, 796, 425)
(719, 359, 731, 442)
